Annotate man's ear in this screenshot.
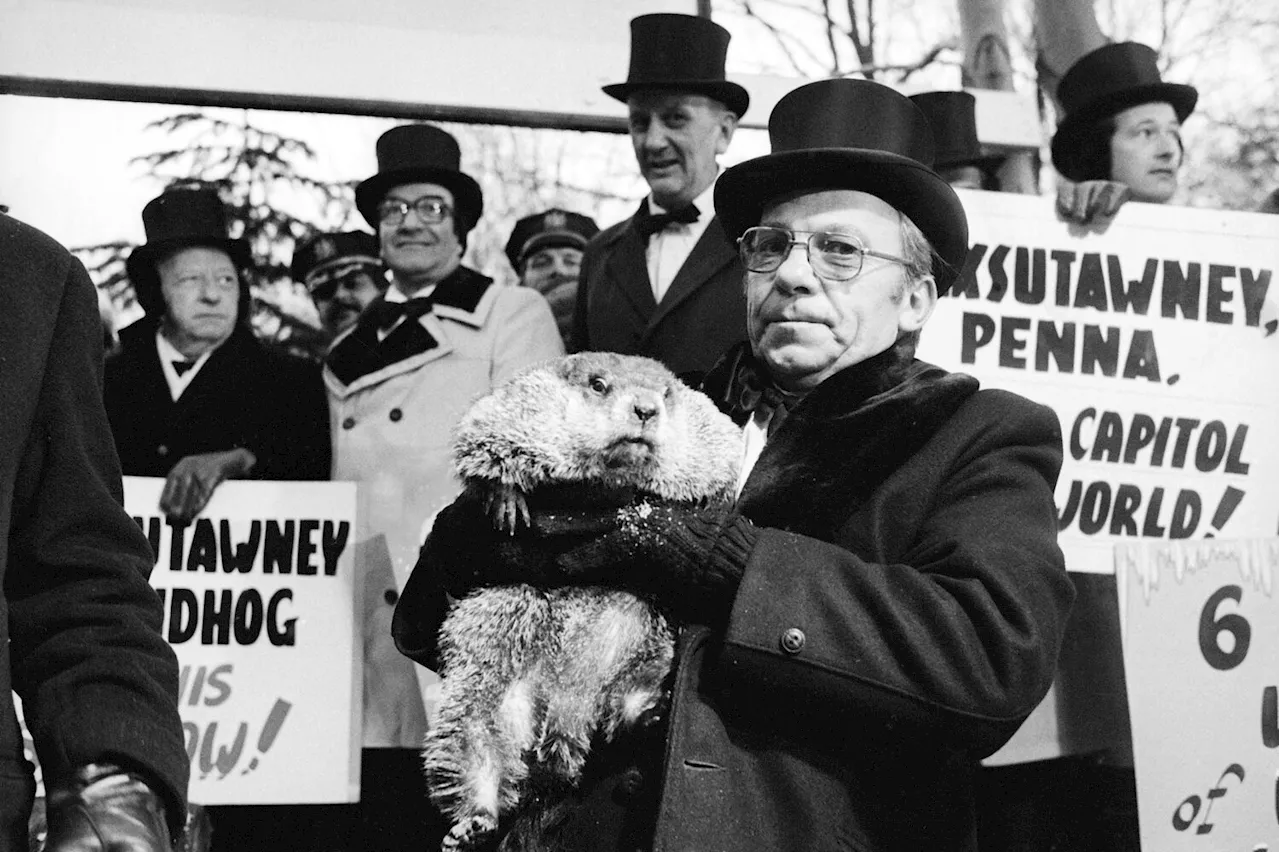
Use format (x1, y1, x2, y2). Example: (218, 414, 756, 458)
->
(898, 275, 937, 334)
(716, 111, 738, 155)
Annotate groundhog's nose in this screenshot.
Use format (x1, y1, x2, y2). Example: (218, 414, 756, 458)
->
(633, 402, 659, 423)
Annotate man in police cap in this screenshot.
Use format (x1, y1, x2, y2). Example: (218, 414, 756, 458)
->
(505, 207, 599, 348)
(292, 229, 386, 345)
(573, 13, 749, 380)
(326, 123, 562, 851)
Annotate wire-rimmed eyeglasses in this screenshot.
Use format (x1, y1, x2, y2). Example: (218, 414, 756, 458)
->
(377, 197, 453, 227)
(738, 226, 909, 282)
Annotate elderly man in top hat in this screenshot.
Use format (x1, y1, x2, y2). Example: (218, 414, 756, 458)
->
(325, 123, 562, 850)
(572, 13, 749, 380)
(910, 90, 1005, 191)
(1051, 41, 1198, 224)
(292, 229, 386, 346)
(105, 187, 331, 525)
(505, 207, 599, 348)
(395, 79, 1075, 851)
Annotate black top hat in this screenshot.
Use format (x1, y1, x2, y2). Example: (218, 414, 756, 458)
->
(125, 187, 253, 316)
(1051, 42, 1198, 181)
(715, 79, 968, 294)
(354, 124, 484, 232)
(504, 209, 600, 270)
(291, 230, 382, 288)
(909, 91, 1004, 172)
(602, 14, 750, 118)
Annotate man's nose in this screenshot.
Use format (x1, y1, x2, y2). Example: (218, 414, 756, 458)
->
(641, 122, 670, 152)
(775, 244, 816, 294)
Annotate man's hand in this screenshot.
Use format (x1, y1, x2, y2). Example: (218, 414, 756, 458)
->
(44, 763, 172, 852)
(556, 502, 757, 627)
(158, 448, 256, 524)
(1056, 179, 1132, 225)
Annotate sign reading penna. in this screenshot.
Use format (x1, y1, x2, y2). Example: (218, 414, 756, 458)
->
(919, 192, 1278, 575)
(125, 476, 361, 806)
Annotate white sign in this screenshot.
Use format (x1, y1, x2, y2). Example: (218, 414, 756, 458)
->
(1116, 538, 1278, 852)
(126, 476, 362, 805)
(919, 191, 1279, 576)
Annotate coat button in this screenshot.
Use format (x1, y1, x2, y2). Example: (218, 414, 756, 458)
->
(341, 416, 356, 430)
(389, 408, 403, 422)
(615, 767, 644, 799)
(384, 589, 399, 605)
(780, 627, 806, 655)
(157, 444, 169, 457)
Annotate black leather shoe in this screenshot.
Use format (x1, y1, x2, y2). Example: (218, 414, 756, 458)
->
(44, 763, 172, 852)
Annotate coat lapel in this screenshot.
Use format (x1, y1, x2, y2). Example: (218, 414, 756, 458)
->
(324, 267, 494, 397)
(601, 206, 658, 322)
(721, 355, 980, 539)
(649, 216, 738, 330)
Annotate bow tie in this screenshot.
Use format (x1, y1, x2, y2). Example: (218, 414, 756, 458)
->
(727, 354, 803, 437)
(366, 296, 436, 332)
(638, 203, 700, 238)
(172, 359, 196, 377)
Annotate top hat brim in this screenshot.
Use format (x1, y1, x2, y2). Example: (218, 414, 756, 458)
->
(355, 167, 484, 231)
(1051, 82, 1198, 181)
(125, 236, 253, 317)
(603, 80, 751, 118)
(715, 149, 969, 294)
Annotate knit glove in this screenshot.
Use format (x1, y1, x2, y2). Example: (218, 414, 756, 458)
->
(44, 763, 173, 852)
(555, 501, 758, 628)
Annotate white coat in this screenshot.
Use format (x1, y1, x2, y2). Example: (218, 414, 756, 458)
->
(326, 267, 564, 748)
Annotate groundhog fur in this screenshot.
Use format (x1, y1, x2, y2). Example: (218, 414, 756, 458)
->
(425, 352, 743, 852)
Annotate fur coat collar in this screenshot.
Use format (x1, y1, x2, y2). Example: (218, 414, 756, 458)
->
(702, 342, 980, 539)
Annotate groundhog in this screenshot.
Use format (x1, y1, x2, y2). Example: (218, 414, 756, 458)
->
(424, 351, 743, 852)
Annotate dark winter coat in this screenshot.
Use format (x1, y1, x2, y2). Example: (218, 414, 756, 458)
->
(0, 215, 188, 846)
(104, 319, 330, 481)
(571, 208, 747, 380)
(395, 344, 1075, 852)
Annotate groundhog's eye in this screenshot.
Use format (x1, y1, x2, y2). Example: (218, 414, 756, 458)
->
(588, 376, 610, 395)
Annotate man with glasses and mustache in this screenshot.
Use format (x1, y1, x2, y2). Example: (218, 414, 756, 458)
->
(572, 13, 749, 382)
(397, 80, 1074, 851)
(324, 123, 562, 852)
(292, 230, 386, 348)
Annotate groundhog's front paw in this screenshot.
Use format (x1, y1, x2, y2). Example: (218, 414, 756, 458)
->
(484, 483, 530, 535)
(441, 813, 498, 852)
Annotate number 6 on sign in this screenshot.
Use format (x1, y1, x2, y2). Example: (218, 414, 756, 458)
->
(1171, 764, 1246, 835)
(1199, 585, 1251, 671)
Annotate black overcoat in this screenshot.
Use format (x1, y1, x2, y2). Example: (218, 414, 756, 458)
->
(104, 319, 330, 480)
(0, 215, 189, 845)
(571, 209, 747, 379)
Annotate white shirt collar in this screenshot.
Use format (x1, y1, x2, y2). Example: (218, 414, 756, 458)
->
(155, 330, 217, 401)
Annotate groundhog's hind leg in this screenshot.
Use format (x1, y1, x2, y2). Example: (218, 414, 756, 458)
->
(599, 596, 676, 742)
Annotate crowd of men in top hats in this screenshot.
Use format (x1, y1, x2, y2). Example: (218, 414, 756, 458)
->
(4, 9, 1216, 852)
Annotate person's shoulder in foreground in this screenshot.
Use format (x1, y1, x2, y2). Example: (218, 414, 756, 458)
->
(1, 211, 188, 850)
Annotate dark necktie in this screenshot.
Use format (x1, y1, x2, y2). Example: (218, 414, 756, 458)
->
(637, 203, 700, 238)
(172, 359, 196, 377)
(366, 297, 436, 333)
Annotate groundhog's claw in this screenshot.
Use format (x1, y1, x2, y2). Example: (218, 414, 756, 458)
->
(441, 813, 498, 851)
(485, 484, 530, 535)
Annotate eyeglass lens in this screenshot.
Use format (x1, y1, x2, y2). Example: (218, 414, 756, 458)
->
(379, 197, 451, 225)
(740, 227, 865, 280)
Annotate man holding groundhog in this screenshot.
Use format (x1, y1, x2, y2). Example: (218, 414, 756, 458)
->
(396, 79, 1074, 851)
